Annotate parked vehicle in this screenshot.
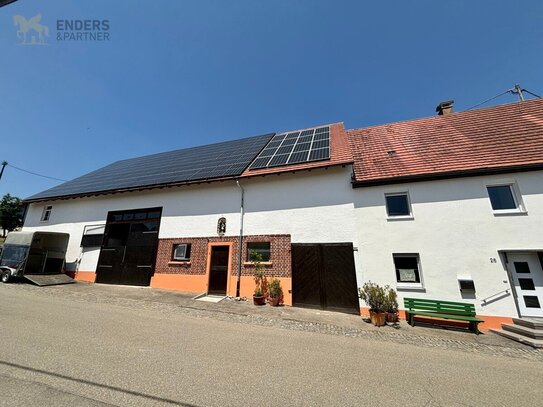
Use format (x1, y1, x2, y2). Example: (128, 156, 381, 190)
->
(0, 231, 70, 284)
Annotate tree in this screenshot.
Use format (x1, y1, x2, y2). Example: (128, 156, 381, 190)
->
(0, 193, 23, 237)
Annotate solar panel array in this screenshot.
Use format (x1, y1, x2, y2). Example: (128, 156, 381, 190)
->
(248, 126, 330, 170)
(26, 134, 274, 201)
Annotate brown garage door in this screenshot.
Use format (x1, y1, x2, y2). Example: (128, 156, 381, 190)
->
(292, 243, 359, 314)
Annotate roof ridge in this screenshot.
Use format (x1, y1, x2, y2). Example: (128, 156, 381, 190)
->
(346, 98, 543, 134)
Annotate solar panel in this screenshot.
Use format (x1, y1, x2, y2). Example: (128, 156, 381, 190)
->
(248, 126, 330, 170)
(26, 133, 275, 201)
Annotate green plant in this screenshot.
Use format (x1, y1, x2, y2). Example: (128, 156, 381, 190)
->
(0, 194, 23, 237)
(268, 277, 282, 299)
(384, 286, 399, 313)
(251, 250, 266, 296)
(358, 282, 386, 313)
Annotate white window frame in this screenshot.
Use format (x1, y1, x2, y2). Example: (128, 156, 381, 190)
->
(393, 253, 424, 290)
(486, 181, 526, 216)
(172, 243, 190, 261)
(40, 205, 53, 222)
(384, 191, 414, 220)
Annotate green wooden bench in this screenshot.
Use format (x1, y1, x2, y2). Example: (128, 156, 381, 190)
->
(404, 298, 484, 334)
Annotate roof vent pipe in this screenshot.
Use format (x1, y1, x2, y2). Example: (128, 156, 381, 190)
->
(436, 100, 454, 115)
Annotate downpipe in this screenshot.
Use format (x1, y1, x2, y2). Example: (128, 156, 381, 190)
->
(235, 179, 244, 298)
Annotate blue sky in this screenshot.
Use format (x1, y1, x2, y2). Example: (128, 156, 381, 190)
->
(1, 1, 542, 198)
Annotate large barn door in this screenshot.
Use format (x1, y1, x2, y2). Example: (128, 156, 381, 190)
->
(96, 208, 161, 286)
(322, 244, 359, 313)
(292, 243, 359, 314)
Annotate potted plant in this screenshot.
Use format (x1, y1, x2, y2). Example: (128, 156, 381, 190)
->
(358, 282, 387, 326)
(251, 250, 266, 305)
(268, 277, 283, 306)
(384, 286, 399, 323)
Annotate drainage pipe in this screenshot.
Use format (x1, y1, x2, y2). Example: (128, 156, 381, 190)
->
(235, 179, 244, 298)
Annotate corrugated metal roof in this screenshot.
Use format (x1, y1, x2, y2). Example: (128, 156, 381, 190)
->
(26, 133, 274, 201)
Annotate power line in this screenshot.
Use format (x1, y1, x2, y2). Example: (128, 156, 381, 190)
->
(4, 162, 67, 182)
(466, 84, 542, 111)
(466, 89, 513, 111)
(523, 89, 542, 99)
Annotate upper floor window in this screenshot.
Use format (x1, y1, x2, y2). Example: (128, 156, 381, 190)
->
(40, 205, 53, 222)
(247, 242, 271, 262)
(385, 193, 412, 218)
(486, 184, 525, 214)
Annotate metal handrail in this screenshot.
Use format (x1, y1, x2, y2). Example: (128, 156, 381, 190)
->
(481, 289, 510, 304)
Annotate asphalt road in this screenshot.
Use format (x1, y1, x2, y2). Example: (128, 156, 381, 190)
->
(1, 286, 542, 407)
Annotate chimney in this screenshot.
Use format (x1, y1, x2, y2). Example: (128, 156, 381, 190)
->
(436, 100, 454, 116)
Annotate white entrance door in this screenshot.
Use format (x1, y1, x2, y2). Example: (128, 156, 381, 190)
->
(508, 253, 543, 317)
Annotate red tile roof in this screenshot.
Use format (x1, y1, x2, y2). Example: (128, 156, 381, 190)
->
(348, 99, 543, 186)
(241, 122, 353, 178)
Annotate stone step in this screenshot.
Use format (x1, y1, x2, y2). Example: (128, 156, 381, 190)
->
(513, 317, 543, 330)
(490, 329, 543, 348)
(502, 323, 543, 340)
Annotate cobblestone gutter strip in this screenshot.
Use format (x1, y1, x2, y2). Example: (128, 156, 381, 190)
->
(5, 284, 543, 361)
(173, 309, 543, 361)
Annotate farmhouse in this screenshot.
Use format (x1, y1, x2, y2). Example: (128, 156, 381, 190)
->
(22, 99, 543, 331)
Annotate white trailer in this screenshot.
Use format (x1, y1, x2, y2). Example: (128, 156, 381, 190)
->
(0, 231, 74, 285)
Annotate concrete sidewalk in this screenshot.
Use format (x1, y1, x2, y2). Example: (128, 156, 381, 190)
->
(1, 280, 541, 360)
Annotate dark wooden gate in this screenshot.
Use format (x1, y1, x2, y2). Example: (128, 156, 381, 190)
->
(292, 243, 359, 314)
(95, 208, 161, 286)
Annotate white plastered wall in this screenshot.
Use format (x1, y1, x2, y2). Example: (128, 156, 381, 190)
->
(353, 170, 543, 318)
(23, 167, 360, 277)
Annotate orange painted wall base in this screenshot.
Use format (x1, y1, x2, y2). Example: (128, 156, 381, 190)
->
(359, 307, 513, 331)
(150, 273, 208, 293)
(227, 275, 293, 306)
(74, 271, 96, 283)
(150, 273, 293, 305)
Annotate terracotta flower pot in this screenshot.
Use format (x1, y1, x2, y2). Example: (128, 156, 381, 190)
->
(386, 312, 398, 323)
(369, 310, 386, 327)
(253, 295, 266, 306)
(268, 296, 280, 306)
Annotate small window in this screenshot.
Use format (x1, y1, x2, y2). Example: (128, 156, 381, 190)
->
(81, 224, 105, 248)
(524, 296, 541, 308)
(393, 254, 422, 286)
(41, 205, 53, 222)
(172, 244, 191, 261)
(514, 262, 530, 274)
(81, 234, 104, 247)
(519, 278, 535, 291)
(247, 242, 271, 262)
(487, 185, 521, 211)
(385, 193, 411, 217)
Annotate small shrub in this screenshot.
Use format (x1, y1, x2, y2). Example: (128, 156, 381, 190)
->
(384, 286, 399, 313)
(358, 282, 386, 313)
(268, 278, 282, 299)
(251, 250, 267, 296)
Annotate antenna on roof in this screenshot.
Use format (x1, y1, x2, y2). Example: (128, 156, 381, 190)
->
(512, 84, 525, 102)
(466, 84, 542, 111)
